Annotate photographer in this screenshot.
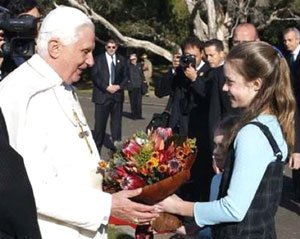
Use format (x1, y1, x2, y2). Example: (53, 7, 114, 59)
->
(155, 36, 213, 201)
(0, 0, 40, 79)
(155, 36, 232, 203)
(155, 36, 210, 136)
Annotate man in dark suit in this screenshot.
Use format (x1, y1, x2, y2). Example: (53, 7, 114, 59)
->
(127, 53, 145, 120)
(156, 36, 215, 202)
(91, 39, 128, 154)
(283, 27, 300, 202)
(203, 39, 234, 152)
(0, 108, 42, 239)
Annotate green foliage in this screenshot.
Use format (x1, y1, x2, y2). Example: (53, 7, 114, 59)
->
(85, 0, 190, 48)
(32, 0, 300, 66)
(108, 225, 134, 239)
(289, 0, 300, 13)
(35, 0, 54, 15)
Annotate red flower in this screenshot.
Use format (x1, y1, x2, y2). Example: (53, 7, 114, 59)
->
(123, 140, 141, 158)
(116, 166, 128, 177)
(159, 151, 170, 164)
(166, 142, 175, 155)
(120, 175, 146, 190)
(109, 166, 128, 180)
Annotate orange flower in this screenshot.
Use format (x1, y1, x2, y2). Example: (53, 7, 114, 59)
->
(157, 164, 168, 173)
(139, 167, 149, 176)
(98, 160, 108, 169)
(182, 142, 191, 155)
(176, 148, 185, 159)
(178, 158, 186, 167)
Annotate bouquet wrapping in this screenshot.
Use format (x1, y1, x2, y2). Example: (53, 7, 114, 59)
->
(98, 127, 196, 232)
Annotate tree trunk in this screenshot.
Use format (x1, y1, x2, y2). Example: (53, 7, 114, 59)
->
(206, 0, 217, 39)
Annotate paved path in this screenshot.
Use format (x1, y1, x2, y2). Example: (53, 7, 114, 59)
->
(78, 92, 300, 239)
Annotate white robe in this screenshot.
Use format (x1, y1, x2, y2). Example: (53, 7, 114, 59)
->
(0, 54, 111, 239)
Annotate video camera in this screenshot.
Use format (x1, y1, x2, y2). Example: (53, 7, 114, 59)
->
(0, 6, 39, 58)
(179, 54, 196, 69)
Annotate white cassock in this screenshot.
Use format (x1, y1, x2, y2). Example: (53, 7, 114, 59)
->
(0, 54, 111, 239)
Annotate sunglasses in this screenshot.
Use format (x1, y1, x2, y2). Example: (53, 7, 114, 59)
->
(107, 46, 116, 49)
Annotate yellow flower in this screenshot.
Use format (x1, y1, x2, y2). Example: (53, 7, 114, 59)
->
(151, 151, 159, 160)
(146, 157, 159, 171)
(187, 138, 196, 149)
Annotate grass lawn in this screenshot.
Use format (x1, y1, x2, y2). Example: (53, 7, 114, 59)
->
(108, 225, 134, 239)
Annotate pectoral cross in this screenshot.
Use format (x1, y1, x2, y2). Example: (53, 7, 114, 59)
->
(73, 110, 93, 154)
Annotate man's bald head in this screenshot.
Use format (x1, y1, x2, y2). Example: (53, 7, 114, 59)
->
(233, 23, 259, 46)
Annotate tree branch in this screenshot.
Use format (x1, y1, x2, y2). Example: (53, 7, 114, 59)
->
(54, 0, 173, 62)
(257, 8, 300, 30)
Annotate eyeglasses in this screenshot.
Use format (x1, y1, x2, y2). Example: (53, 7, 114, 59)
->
(107, 46, 116, 49)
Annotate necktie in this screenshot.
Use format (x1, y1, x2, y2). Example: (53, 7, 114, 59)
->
(290, 53, 295, 65)
(288, 53, 295, 73)
(111, 55, 115, 84)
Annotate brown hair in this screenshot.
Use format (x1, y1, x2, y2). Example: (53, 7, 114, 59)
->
(224, 41, 296, 153)
(106, 39, 118, 46)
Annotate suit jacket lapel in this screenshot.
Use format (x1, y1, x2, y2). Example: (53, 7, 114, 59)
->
(101, 54, 110, 84)
(198, 62, 210, 78)
(115, 55, 121, 79)
(295, 52, 300, 66)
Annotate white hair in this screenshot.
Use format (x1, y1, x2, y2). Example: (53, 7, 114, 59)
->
(284, 27, 300, 38)
(36, 6, 94, 56)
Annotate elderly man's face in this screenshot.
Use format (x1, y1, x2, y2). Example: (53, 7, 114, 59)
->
(60, 26, 95, 84)
(233, 25, 257, 46)
(284, 31, 300, 52)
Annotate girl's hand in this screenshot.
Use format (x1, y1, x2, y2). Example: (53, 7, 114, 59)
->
(155, 194, 183, 214)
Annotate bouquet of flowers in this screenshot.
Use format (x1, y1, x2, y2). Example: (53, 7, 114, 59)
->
(97, 127, 196, 232)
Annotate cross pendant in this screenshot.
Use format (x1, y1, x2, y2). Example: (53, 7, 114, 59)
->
(73, 110, 93, 154)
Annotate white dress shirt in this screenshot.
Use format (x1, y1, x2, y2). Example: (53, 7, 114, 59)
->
(105, 52, 116, 85)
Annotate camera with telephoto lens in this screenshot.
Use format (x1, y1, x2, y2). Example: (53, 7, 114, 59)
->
(179, 54, 196, 69)
(0, 6, 39, 58)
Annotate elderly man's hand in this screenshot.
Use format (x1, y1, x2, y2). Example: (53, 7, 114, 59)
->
(111, 188, 159, 224)
(289, 153, 300, 170)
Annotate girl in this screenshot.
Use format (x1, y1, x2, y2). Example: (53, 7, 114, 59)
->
(156, 41, 296, 239)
